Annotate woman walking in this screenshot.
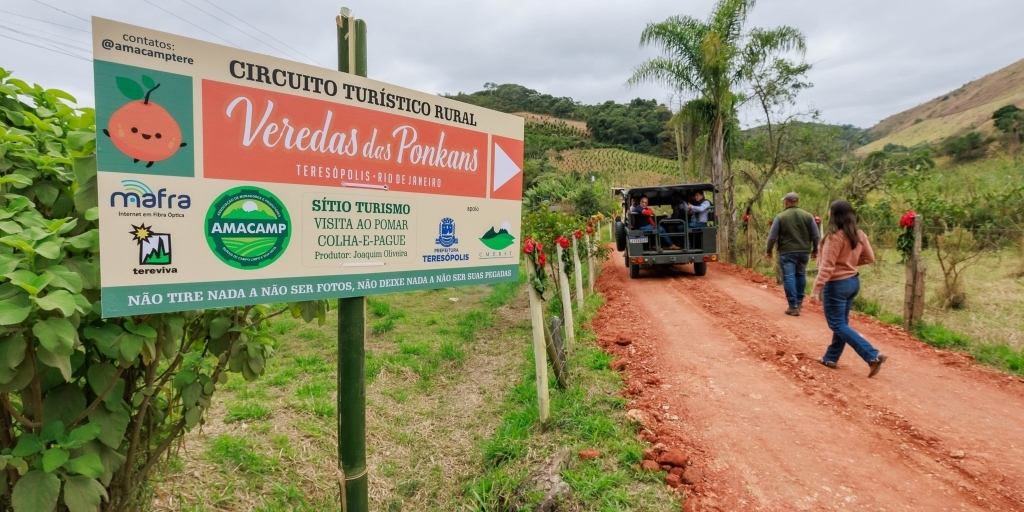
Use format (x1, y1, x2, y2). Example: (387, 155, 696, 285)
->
(812, 200, 887, 377)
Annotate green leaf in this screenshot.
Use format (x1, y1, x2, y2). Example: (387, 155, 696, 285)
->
(0, 294, 31, 325)
(34, 241, 60, 260)
(66, 131, 95, 152)
(33, 317, 76, 355)
(35, 345, 72, 382)
(65, 230, 98, 252)
(87, 405, 129, 449)
(42, 384, 85, 426)
(65, 424, 101, 450)
(119, 333, 144, 362)
(0, 174, 32, 188)
(11, 434, 43, 457)
(115, 77, 144, 100)
(72, 156, 97, 214)
(42, 448, 69, 473)
(40, 421, 64, 443)
(61, 474, 107, 512)
(34, 290, 79, 315)
(172, 369, 196, 389)
(5, 269, 52, 296)
(141, 75, 156, 89)
(42, 266, 82, 294)
(83, 325, 121, 359)
(0, 332, 26, 371)
(209, 316, 232, 339)
(185, 406, 203, 429)
(11, 470, 60, 512)
(182, 381, 201, 407)
(84, 207, 98, 221)
(32, 181, 59, 207)
(124, 320, 157, 338)
(62, 454, 104, 479)
(0, 358, 34, 393)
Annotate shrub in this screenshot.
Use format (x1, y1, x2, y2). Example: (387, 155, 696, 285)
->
(0, 69, 328, 511)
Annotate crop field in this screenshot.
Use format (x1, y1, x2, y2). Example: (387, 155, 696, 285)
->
(553, 148, 682, 187)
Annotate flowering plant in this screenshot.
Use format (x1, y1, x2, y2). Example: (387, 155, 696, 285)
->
(573, 230, 583, 239)
(523, 237, 547, 296)
(897, 210, 917, 262)
(586, 226, 594, 234)
(555, 236, 571, 249)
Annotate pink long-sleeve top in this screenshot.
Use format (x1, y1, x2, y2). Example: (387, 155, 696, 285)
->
(812, 230, 875, 296)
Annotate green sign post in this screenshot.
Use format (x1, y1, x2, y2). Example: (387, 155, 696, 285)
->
(336, 8, 369, 512)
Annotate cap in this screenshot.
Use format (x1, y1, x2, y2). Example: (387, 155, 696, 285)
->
(783, 192, 799, 202)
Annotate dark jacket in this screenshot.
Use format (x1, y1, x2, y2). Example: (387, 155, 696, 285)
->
(766, 206, 820, 255)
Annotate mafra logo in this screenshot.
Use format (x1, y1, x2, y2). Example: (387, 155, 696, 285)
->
(130, 223, 177, 274)
(435, 217, 458, 248)
(110, 179, 191, 209)
(205, 186, 291, 269)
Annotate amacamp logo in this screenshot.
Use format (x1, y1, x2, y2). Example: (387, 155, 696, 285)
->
(110, 179, 191, 209)
(204, 187, 290, 269)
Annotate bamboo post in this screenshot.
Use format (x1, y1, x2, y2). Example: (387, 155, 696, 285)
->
(556, 244, 576, 349)
(585, 234, 595, 293)
(572, 235, 585, 310)
(608, 218, 614, 241)
(336, 9, 368, 512)
(525, 257, 551, 424)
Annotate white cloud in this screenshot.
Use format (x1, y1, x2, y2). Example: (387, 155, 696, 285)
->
(3, 0, 1023, 128)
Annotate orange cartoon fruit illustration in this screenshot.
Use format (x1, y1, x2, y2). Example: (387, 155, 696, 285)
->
(103, 75, 188, 168)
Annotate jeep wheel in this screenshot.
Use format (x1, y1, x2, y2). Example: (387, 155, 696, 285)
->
(615, 221, 627, 251)
(693, 261, 707, 276)
(629, 262, 640, 279)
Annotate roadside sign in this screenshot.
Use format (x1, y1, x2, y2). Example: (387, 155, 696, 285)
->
(92, 18, 524, 317)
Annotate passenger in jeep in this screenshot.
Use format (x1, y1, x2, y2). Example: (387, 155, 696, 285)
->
(631, 195, 679, 250)
(687, 191, 712, 228)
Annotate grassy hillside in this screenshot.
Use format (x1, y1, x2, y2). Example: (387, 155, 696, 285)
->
(859, 57, 1024, 154)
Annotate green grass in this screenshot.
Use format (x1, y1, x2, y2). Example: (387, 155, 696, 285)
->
(466, 291, 677, 511)
(224, 401, 272, 423)
(851, 290, 1024, 376)
(208, 435, 278, 474)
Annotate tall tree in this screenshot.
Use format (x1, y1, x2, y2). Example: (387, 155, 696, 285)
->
(629, 0, 806, 260)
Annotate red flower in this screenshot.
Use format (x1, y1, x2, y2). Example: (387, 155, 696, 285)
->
(899, 210, 916, 228)
(586, 226, 594, 234)
(538, 252, 547, 266)
(767, 219, 773, 226)
(742, 213, 751, 222)
(536, 242, 543, 252)
(523, 239, 535, 254)
(573, 230, 583, 239)
(588, 220, 594, 228)
(556, 236, 570, 249)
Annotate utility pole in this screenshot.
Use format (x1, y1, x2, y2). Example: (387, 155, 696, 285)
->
(336, 8, 368, 512)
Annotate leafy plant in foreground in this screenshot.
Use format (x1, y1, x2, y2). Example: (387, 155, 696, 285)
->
(0, 69, 328, 511)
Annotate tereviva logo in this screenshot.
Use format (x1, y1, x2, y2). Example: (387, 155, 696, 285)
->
(110, 179, 192, 209)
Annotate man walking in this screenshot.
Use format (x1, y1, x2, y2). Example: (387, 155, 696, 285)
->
(766, 192, 820, 316)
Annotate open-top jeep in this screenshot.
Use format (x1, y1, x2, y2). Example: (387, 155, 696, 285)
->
(614, 183, 719, 278)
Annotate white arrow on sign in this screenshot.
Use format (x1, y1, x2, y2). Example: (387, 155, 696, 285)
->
(493, 142, 521, 192)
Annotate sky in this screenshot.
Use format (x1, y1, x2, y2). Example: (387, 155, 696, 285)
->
(2, 0, 1024, 129)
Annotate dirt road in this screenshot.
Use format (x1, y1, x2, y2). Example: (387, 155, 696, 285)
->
(592, 258, 1024, 511)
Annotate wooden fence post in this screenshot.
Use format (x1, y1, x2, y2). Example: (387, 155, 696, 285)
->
(903, 220, 926, 330)
(556, 244, 575, 350)
(572, 236, 585, 310)
(746, 218, 754, 269)
(525, 257, 550, 424)
(585, 234, 595, 293)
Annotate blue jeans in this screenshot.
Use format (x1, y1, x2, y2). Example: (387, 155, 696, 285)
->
(779, 253, 809, 308)
(689, 221, 707, 228)
(822, 275, 880, 364)
(638, 224, 674, 248)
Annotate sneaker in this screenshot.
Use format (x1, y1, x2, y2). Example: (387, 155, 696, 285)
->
(868, 354, 887, 378)
(784, 307, 800, 316)
(819, 358, 837, 369)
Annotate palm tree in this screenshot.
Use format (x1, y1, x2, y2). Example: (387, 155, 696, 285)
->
(629, 0, 806, 260)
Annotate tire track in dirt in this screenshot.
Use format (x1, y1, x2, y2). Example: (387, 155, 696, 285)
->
(592, 256, 1024, 511)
